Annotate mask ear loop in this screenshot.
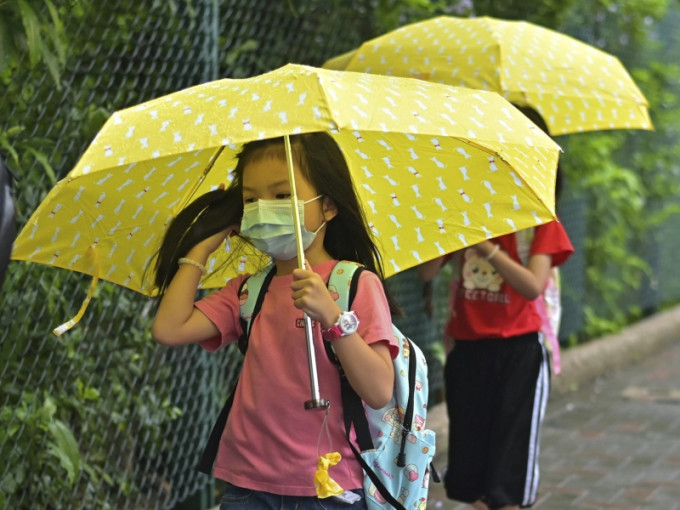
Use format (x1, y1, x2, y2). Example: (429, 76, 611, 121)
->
(314, 402, 345, 498)
(302, 194, 324, 205)
(310, 195, 329, 235)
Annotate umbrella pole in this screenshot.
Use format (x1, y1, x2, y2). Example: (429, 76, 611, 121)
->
(284, 135, 330, 411)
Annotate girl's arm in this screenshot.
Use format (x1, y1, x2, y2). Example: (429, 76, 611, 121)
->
(290, 267, 394, 409)
(329, 336, 394, 410)
(475, 240, 552, 300)
(417, 256, 446, 282)
(151, 229, 233, 346)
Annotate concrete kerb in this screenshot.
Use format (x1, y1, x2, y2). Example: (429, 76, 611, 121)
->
(427, 303, 680, 471)
(550, 304, 680, 394)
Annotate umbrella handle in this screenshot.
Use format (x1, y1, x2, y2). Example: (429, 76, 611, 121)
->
(302, 312, 330, 410)
(284, 135, 330, 411)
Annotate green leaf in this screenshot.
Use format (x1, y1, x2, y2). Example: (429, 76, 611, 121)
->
(47, 420, 81, 485)
(16, 0, 41, 66)
(39, 44, 62, 89)
(0, 15, 15, 73)
(41, 395, 57, 421)
(44, 1, 65, 63)
(3, 125, 24, 137)
(76, 378, 100, 401)
(23, 146, 57, 185)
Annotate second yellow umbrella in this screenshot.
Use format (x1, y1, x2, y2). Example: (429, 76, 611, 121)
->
(324, 16, 653, 136)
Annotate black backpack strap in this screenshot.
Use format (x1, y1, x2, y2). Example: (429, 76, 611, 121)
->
(396, 337, 417, 467)
(197, 265, 276, 475)
(197, 387, 237, 474)
(322, 263, 375, 452)
(342, 343, 422, 510)
(345, 437, 407, 510)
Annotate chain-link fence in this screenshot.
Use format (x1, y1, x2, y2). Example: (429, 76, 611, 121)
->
(1, 1, 679, 509)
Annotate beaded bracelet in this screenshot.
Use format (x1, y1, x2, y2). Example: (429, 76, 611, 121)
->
(178, 257, 207, 276)
(485, 244, 500, 261)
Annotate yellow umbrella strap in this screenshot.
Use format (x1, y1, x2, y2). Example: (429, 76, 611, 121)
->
(314, 405, 344, 498)
(314, 452, 344, 498)
(53, 247, 100, 337)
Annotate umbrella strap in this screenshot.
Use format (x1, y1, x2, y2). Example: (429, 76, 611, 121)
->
(53, 247, 100, 336)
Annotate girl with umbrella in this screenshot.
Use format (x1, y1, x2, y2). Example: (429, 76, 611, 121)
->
(419, 109, 574, 510)
(151, 132, 400, 509)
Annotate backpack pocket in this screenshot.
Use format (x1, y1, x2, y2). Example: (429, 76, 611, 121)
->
(361, 428, 436, 510)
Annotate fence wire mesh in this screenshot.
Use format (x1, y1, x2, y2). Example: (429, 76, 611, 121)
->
(1, 1, 679, 509)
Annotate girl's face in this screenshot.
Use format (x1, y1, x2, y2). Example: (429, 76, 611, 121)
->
(241, 154, 337, 263)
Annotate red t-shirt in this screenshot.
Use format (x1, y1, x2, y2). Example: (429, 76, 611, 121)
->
(447, 220, 574, 341)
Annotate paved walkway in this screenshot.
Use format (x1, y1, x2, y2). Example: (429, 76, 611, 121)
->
(426, 306, 680, 509)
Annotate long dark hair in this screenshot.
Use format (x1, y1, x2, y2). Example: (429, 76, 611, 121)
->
(152, 132, 402, 315)
(150, 184, 247, 300)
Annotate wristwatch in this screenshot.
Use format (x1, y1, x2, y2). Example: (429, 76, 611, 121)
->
(322, 311, 360, 341)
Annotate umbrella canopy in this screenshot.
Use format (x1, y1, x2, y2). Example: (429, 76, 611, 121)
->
(12, 63, 560, 298)
(323, 16, 652, 136)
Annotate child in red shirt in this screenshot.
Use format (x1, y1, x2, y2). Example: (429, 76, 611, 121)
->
(419, 220, 573, 509)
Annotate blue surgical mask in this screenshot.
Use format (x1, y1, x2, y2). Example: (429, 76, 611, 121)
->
(240, 195, 326, 260)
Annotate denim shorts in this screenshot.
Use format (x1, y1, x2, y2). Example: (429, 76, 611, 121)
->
(220, 482, 367, 510)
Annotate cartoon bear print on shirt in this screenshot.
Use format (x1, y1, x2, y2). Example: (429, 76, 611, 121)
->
(461, 248, 503, 292)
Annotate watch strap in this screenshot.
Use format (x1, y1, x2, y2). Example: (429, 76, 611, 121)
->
(322, 310, 358, 341)
(322, 323, 344, 341)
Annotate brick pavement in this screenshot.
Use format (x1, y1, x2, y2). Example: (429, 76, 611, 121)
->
(425, 305, 680, 509)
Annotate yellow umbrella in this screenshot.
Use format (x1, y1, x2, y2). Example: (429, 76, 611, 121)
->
(12, 63, 560, 315)
(322, 48, 357, 72)
(323, 16, 653, 135)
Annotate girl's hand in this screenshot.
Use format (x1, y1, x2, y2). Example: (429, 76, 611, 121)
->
(290, 263, 342, 328)
(474, 240, 498, 259)
(187, 225, 239, 261)
(473, 238, 551, 300)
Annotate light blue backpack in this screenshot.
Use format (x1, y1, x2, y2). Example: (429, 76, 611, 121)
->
(237, 260, 438, 510)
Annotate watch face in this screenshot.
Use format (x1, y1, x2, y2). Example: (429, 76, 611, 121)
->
(339, 311, 359, 334)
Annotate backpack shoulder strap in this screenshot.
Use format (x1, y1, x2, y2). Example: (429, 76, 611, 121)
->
(327, 260, 364, 311)
(325, 261, 374, 453)
(238, 263, 277, 351)
(329, 261, 409, 508)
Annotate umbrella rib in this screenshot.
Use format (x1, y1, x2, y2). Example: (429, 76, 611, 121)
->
(463, 138, 557, 218)
(177, 145, 226, 212)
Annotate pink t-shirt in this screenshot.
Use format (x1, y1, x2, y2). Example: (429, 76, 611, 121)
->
(195, 259, 397, 496)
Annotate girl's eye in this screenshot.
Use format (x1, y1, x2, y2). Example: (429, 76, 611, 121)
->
(275, 193, 291, 200)
(243, 197, 256, 204)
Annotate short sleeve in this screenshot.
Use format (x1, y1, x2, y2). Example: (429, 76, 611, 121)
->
(351, 269, 400, 360)
(531, 220, 574, 267)
(194, 274, 248, 352)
